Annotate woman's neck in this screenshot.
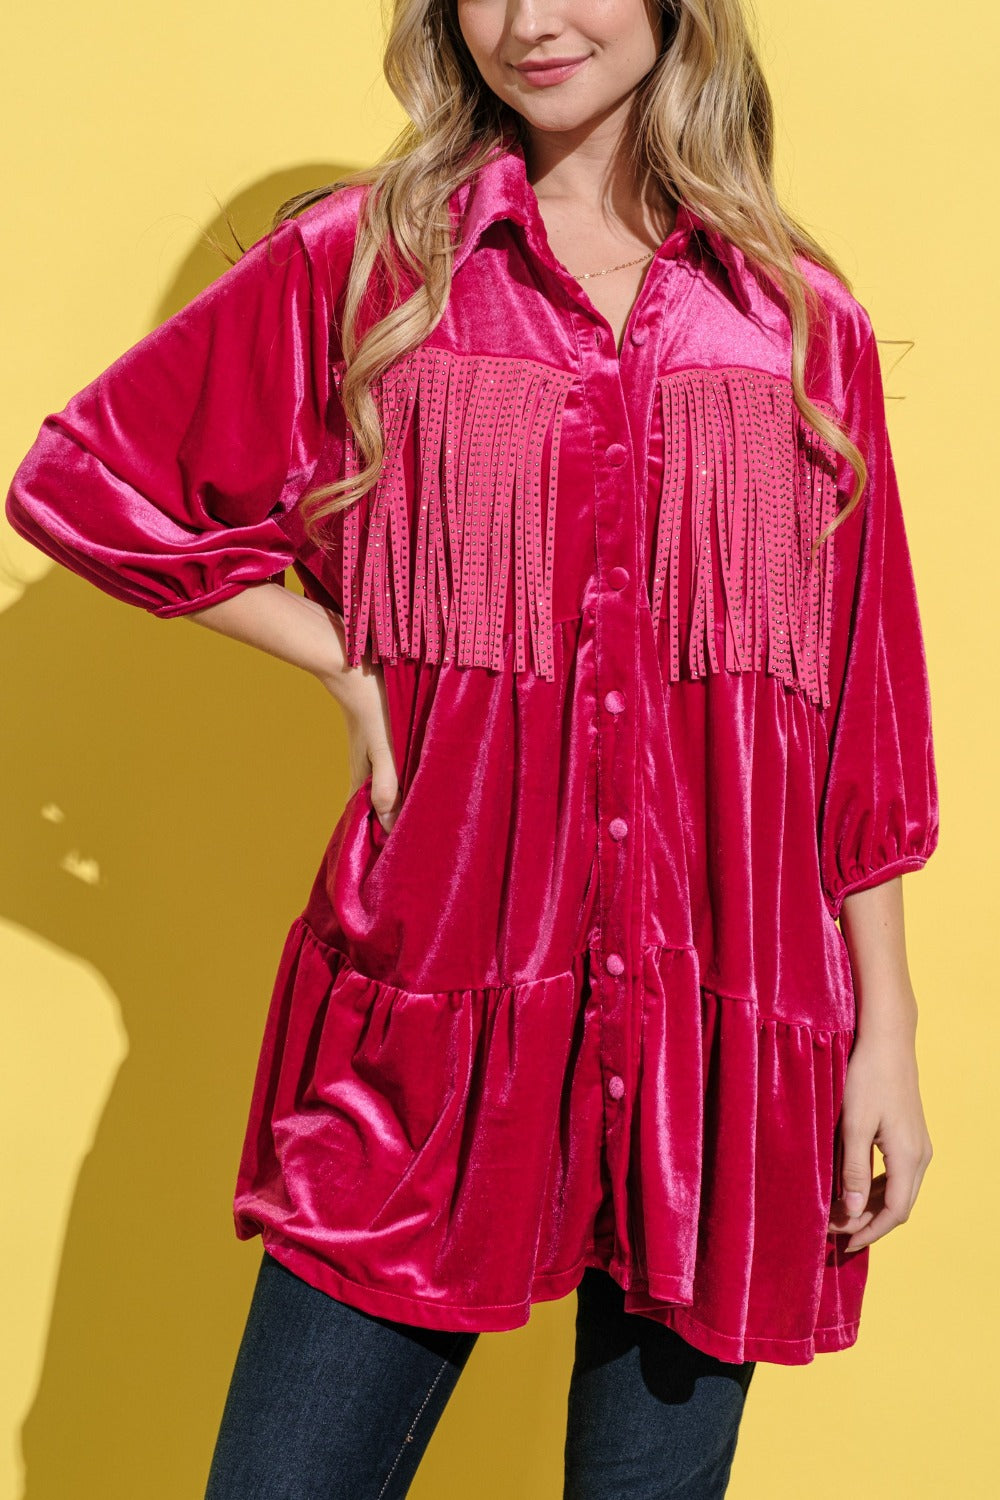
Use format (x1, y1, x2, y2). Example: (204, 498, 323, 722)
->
(521, 123, 674, 244)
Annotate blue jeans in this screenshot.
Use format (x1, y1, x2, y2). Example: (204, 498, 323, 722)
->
(205, 1252, 756, 1498)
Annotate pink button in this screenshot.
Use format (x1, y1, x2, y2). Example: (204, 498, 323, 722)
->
(608, 818, 628, 840)
(630, 326, 648, 346)
(605, 443, 627, 467)
(605, 952, 625, 976)
(609, 566, 630, 590)
(604, 690, 626, 715)
(607, 1074, 625, 1100)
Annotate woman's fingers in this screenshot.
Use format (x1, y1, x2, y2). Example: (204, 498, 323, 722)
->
(844, 1124, 932, 1252)
(828, 1128, 875, 1240)
(839, 1163, 913, 1253)
(829, 1169, 881, 1240)
(368, 743, 401, 832)
(827, 1138, 933, 1252)
(840, 1129, 873, 1223)
(826, 1028, 933, 1252)
(322, 654, 400, 826)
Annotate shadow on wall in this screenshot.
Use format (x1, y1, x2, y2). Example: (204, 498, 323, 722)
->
(4, 163, 575, 1500)
(3, 165, 357, 1499)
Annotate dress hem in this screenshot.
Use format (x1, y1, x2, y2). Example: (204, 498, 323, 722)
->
(250, 1225, 858, 1367)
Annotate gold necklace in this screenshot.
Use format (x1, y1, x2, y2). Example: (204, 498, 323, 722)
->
(570, 249, 656, 280)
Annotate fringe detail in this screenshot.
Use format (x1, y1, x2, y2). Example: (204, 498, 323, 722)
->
(650, 366, 839, 710)
(333, 350, 574, 681)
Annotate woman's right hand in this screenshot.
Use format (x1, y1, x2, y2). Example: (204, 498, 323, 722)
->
(185, 582, 401, 833)
(316, 633, 401, 834)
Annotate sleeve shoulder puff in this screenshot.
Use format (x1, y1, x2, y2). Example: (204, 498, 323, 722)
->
(5, 206, 342, 618)
(817, 306, 941, 920)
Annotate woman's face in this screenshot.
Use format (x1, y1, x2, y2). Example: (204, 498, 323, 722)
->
(456, 0, 666, 137)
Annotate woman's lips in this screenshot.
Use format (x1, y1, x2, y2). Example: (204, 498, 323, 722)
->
(513, 57, 589, 88)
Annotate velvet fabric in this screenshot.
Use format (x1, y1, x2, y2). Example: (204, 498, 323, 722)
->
(5, 134, 940, 1365)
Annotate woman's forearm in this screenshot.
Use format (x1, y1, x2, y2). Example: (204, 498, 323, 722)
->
(184, 580, 348, 683)
(182, 581, 397, 808)
(839, 877, 919, 1039)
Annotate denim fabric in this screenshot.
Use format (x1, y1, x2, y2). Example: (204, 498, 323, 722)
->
(205, 1253, 756, 1499)
(563, 1265, 756, 1498)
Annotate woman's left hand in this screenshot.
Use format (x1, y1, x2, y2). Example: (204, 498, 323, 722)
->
(828, 1022, 934, 1251)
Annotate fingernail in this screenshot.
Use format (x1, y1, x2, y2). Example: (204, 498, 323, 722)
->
(845, 1191, 865, 1214)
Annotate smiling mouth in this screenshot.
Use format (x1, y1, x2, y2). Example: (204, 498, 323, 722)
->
(512, 56, 590, 86)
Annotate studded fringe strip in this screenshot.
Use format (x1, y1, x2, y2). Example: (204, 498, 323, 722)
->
(333, 350, 575, 682)
(650, 366, 840, 711)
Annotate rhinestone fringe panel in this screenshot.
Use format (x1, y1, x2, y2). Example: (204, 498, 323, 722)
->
(333, 349, 575, 682)
(650, 366, 841, 711)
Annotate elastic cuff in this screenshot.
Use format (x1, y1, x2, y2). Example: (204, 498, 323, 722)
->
(150, 573, 286, 618)
(826, 855, 931, 920)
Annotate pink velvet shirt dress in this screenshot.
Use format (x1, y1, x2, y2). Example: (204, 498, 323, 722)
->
(5, 133, 940, 1365)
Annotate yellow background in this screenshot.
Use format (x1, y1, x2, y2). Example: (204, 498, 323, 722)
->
(1, 2, 990, 1495)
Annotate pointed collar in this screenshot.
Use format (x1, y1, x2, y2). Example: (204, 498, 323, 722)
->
(452, 131, 753, 315)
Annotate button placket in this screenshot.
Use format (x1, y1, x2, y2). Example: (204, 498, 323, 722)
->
(576, 321, 644, 1253)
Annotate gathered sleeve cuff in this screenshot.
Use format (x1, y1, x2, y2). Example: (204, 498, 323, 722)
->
(5, 213, 336, 617)
(817, 319, 941, 922)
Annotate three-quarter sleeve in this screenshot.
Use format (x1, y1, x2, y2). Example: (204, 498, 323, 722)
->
(817, 322, 940, 920)
(5, 213, 334, 617)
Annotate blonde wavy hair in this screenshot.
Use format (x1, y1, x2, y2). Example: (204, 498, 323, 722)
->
(256, 0, 871, 554)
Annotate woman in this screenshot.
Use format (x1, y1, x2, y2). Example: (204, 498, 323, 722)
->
(5, 1, 940, 1495)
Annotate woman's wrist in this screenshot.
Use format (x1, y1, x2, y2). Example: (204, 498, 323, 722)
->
(854, 984, 919, 1043)
(839, 877, 920, 1041)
